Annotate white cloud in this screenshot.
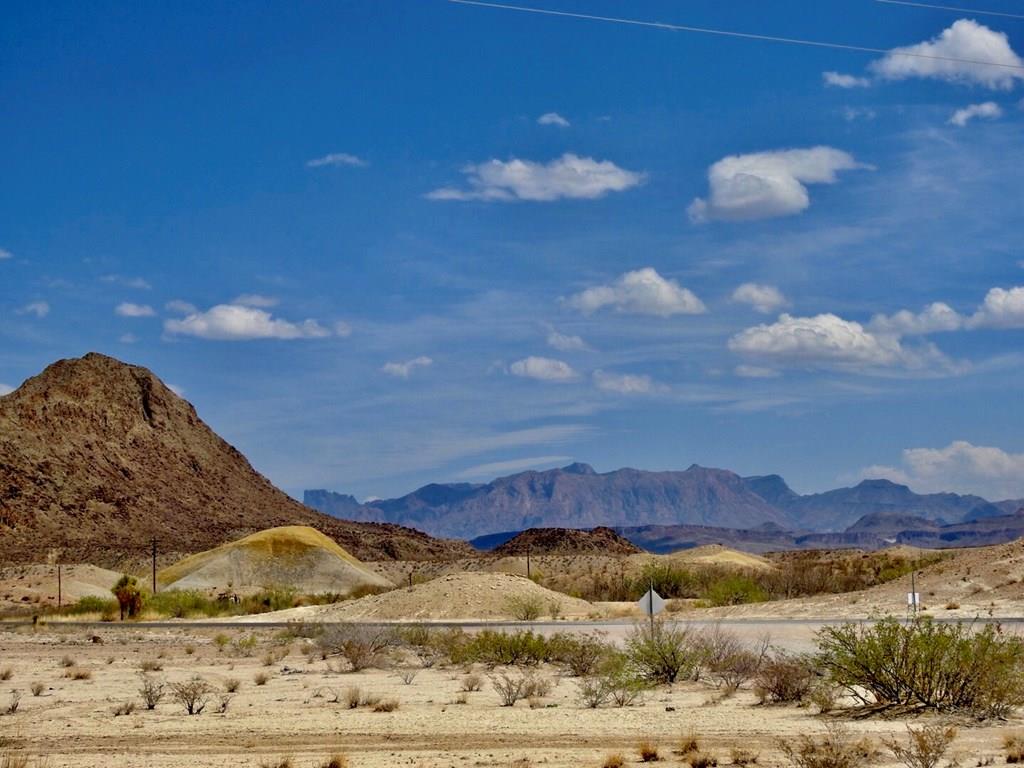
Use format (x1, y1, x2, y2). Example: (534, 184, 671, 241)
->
(17, 301, 49, 318)
(115, 302, 156, 318)
(968, 286, 1024, 328)
(869, 302, 964, 336)
(593, 369, 659, 394)
(728, 312, 951, 371)
(823, 71, 871, 88)
(164, 304, 333, 341)
(333, 321, 353, 338)
(426, 153, 645, 202)
(841, 106, 877, 122)
(948, 101, 1003, 126)
(734, 364, 781, 379)
(119, 333, 138, 344)
(870, 19, 1024, 90)
(566, 267, 706, 317)
(862, 440, 1024, 499)
(381, 356, 433, 378)
(306, 152, 366, 168)
(537, 112, 570, 127)
(732, 283, 788, 314)
(101, 274, 151, 290)
(165, 299, 197, 315)
(233, 293, 279, 308)
(509, 356, 577, 382)
(454, 455, 573, 480)
(0, 383, 13, 396)
(688, 146, 865, 222)
(0, 248, 11, 260)
(547, 330, 589, 351)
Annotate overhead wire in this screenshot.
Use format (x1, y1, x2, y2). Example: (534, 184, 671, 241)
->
(446, 0, 1024, 72)
(873, 0, 1024, 20)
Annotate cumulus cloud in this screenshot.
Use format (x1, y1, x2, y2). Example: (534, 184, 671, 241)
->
(306, 152, 366, 168)
(426, 153, 645, 202)
(381, 356, 433, 378)
(734, 364, 781, 378)
(949, 101, 1003, 126)
(870, 19, 1024, 90)
(732, 283, 788, 314)
(861, 440, 1024, 499)
(0, 383, 13, 396)
(509, 356, 577, 382)
(537, 112, 570, 127)
(163, 304, 333, 341)
(968, 286, 1024, 328)
(593, 369, 660, 394)
(115, 302, 156, 318)
(728, 313, 952, 371)
(17, 301, 49, 318)
(688, 147, 865, 222)
(823, 71, 870, 88)
(547, 330, 589, 351)
(233, 293, 279, 308)
(566, 268, 705, 317)
(869, 302, 964, 336)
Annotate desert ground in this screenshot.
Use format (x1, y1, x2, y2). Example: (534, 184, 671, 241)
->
(0, 621, 1021, 768)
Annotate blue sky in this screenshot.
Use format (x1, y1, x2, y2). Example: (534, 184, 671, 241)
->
(3, 0, 1024, 502)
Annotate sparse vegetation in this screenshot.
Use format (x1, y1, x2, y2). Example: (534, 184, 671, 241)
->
(603, 754, 626, 768)
(170, 676, 213, 715)
(318, 625, 398, 671)
(491, 672, 528, 706)
(1004, 735, 1024, 764)
(754, 654, 817, 705)
(28, 682, 43, 697)
(253, 671, 270, 686)
(625, 619, 703, 684)
(638, 740, 660, 762)
(3, 692, 20, 716)
(779, 724, 872, 768)
(223, 677, 241, 693)
(111, 574, 143, 620)
(885, 725, 958, 768)
(139, 673, 165, 710)
(460, 673, 483, 692)
(504, 594, 544, 621)
(372, 698, 399, 712)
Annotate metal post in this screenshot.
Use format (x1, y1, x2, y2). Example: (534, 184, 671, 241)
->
(57, 564, 62, 609)
(151, 538, 157, 595)
(911, 571, 917, 618)
(649, 578, 655, 633)
(526, 545, 531, 580)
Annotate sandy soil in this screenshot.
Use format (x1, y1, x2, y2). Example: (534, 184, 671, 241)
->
(0, 622, 1019, 768)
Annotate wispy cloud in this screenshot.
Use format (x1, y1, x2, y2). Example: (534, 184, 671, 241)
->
(17, 301, 49, 318)
(426, 153, 645, 202)
(0, 248, 13, 261)
(547, 330, 589, 351)
(537, 111, 570, 127)
(948, 101, 1003, 127)
(101, 274, 151, 290)
(233, 293, 279, 308)
(306, 152, 367, 168)
(454, 455, 572, 480)
(115, 302, 156, 318)
(381, 356, 433, 378)
(593, 369, 661, 395)
(823, 71, 870, 88)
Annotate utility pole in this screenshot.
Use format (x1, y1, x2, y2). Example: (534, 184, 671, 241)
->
(526, 544, 531, 580)
(911, 571, 918, 618)
(57, 563, 62, 609)
(151, 538, 157, 595)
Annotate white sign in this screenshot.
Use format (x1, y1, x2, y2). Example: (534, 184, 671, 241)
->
(907, 592, 921, 607)
(637, 588, 666, 616)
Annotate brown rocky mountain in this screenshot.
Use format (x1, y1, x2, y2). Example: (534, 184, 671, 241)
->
(0, 353, 471, 568)
(491, 526, 642, 556)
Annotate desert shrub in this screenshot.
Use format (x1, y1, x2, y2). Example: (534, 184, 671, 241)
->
(1004, 735, 1024, 764)
(230, 635, 258, 657)
(215, 692, 233, 714)
(816, 618, 1024, 717)
(345, 687, 361, 709)
(170, 676, 213, 715)
(551, 633, 610, 677)
(754, 654, 817, 704)
(139, 674, 165, 709)
(1, 753, 31, 768)
(372, 698, 399, 712)
(576, 674, 613, 709)
(700, 627, 769, 691)
(625, 619, 704, 684)
(779, 724, 872, 768)
(139, 659, 162, 672)
(577, 652, 647, 708)
(260, 759, 293, 768)
(730, 748, 759, 765)
(318, 625, 398, 671)
(59, 655, 75, 668)
(460, 673, 483, 692)
(491, 672, 528, 706)
(223, 677, 241, 693)
(3, 692, 20, 715)
(522, 675, 553, 698)
(63, 595, 119, 616)
(65, 667, 92, 680)
(112, 574, 143, 620)
(253, 672, 270, 686)
(397, 668, 418, 685)
(28, 682, 42, 697)
(462, 630, 551, 667)
(505, 594, 544, 621)
(603, 754, 626, 768)
(680, 732, 701, 757)
(703, 575, 768, 607)
(0, 669, 12, 682)
(112, 700, 135, 717)
(638, 740, 660, 762)
(885, 725, 957, 768)
(319, 756, 349, 768)
(689, 753, 718, 768)
(213, 633, 230, 651)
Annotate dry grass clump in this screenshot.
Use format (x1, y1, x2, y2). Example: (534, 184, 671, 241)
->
(260, 759, 293, 768)
(59, 655, 75, 668)
(170, 676, 212, 715)
(0, 668, 12, 681)
(491, 673, 528, 707)
(139, 659, 162, 672)
(112, 700, 136, 717)
(372, 698, 399, 712)
(28, 682, 43, 697)
(319, 756, 349, 768)
(638, 740, 660, 762)
(730, 748, 759, 766)
(679, 731, 701, 757)
(602, 754, 626, 768)
(1005, 735, 1024, 764)
(779, 724, 873, 768)
(224, 677, 241, 693)
(3, 692, 20, 716)
(461, 673, 483, 692)
(253, 671, 270, 686)
(689, 753, 719, 768)
(64, 667, 92, 680)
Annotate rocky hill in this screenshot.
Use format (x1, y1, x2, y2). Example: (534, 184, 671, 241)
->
(0, 353, 471, 567)
(490, 526, 641, 556)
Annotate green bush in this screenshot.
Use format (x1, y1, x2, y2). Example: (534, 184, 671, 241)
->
(702, 575, 768, 607)
(816, 617, 1024, 717)
(64, 595, 119, 616)
(625, 619, 704, 684)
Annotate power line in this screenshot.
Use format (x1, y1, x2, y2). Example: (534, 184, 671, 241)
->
(874, 0, 1024, 20)
(447, 0, 1024, 72)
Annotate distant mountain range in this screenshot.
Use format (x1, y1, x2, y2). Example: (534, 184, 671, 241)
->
(306, 462, 1024, 544)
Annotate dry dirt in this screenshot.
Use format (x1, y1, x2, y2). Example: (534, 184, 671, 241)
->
(0, 622, 1020, 768)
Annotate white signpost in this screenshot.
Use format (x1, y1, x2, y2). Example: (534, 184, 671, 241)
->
(637, 586, 666, 631)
